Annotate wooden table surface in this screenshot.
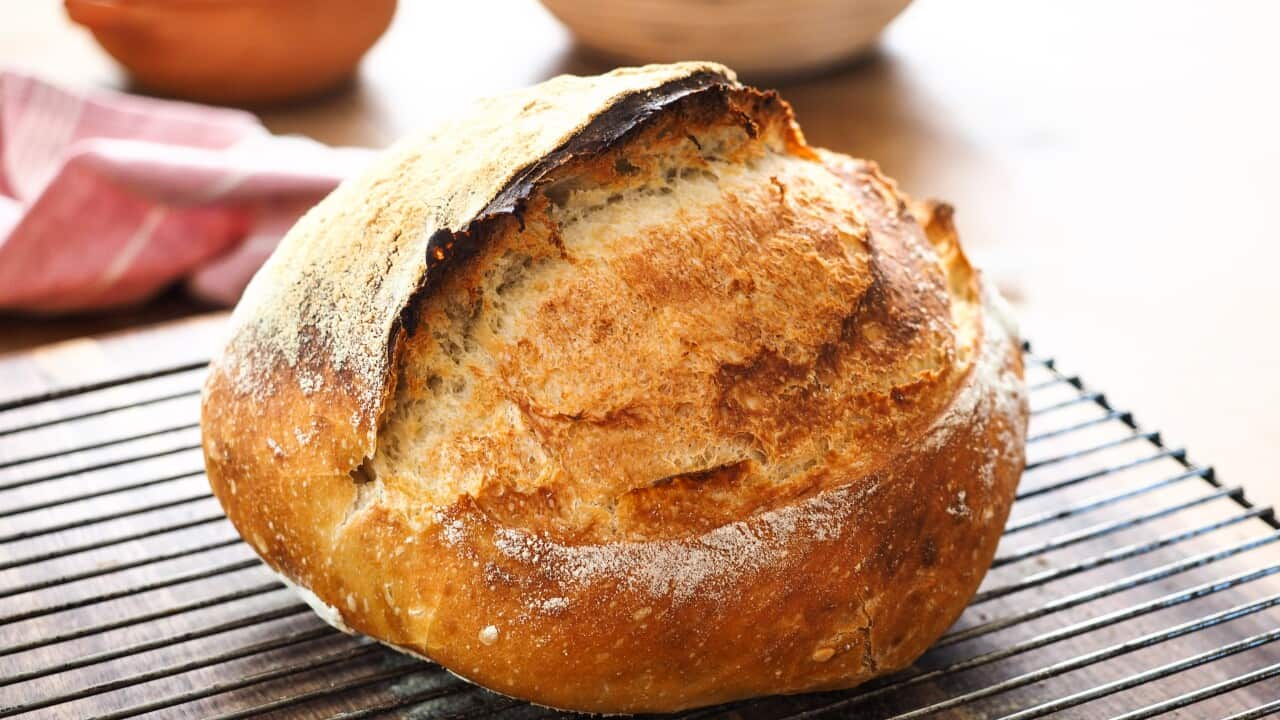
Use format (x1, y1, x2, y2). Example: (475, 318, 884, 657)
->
(1, 0, 1277, 511)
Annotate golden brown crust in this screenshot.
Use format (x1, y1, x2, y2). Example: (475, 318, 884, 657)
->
(202, 63, 1028, 713)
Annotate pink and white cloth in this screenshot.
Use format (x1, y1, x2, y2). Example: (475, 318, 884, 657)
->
(0, 71, 374, 313)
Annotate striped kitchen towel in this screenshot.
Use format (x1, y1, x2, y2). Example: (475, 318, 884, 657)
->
(0, 71, 373, 313)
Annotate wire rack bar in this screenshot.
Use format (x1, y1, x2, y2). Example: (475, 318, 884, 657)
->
(972, 506, 1273, 604)
(0, 361, 207, 414)
(0, 556, 260, 625)
(0, 513, 225, 572)
(0, 443, 202, 492)
(0, 469, 205, 523)
(0, 387, 201, 439)
(1003, 466, 1211, 535)
(0, 626, 346, 718)
(1014, 448, 1184, 501)
(199, 663, 460, 720)
(786, 565, 1280, 719)
(1217, 697, 1280, 720)
(324, 684, 510, 720)
(1028, 375, 1079, 393)
(881, 593, 1280, 719)
(991, 485, 1242, 568)
(1029, 391, 1104, 416)
(97, 650, 419, 717)
(0, 421, 200, 470)
(0, 581, 286, 659)
(1001, 628, 1280, 719)
(0, 536, 241, 600)
(0, 492, 211, 546)
(940, 530, 1280, 647)
(1023, 431, 1160, 472)
(0, 603, 315, 691)
(1109, 660, 1280, 720)
(1026, 410, 1134, 444)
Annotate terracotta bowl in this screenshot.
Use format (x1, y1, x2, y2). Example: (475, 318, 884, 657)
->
(539, 0, 912, 77)
(65, 0, 397, 105)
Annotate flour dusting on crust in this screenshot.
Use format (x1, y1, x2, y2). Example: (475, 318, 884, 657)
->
(493, 481, 870, 606)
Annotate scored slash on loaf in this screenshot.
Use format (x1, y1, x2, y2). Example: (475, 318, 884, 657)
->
(201, 62, 1028, 713)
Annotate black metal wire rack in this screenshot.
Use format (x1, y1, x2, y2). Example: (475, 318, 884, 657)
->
(1, 343, 1278, 719)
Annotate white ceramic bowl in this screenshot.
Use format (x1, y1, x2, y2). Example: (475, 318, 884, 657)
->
(539, 0, 913, 77)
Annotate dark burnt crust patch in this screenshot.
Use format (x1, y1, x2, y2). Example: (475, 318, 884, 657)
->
(402, 81, 805, 351)
(401, 72, 745, 343)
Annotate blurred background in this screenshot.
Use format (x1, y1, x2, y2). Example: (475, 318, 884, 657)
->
(0, 0, 1276, 508)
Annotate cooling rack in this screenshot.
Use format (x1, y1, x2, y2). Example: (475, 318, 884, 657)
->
(1, 341, 1278, 719)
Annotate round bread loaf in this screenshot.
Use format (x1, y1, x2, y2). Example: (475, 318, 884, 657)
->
(201, 62, 1028, 713)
